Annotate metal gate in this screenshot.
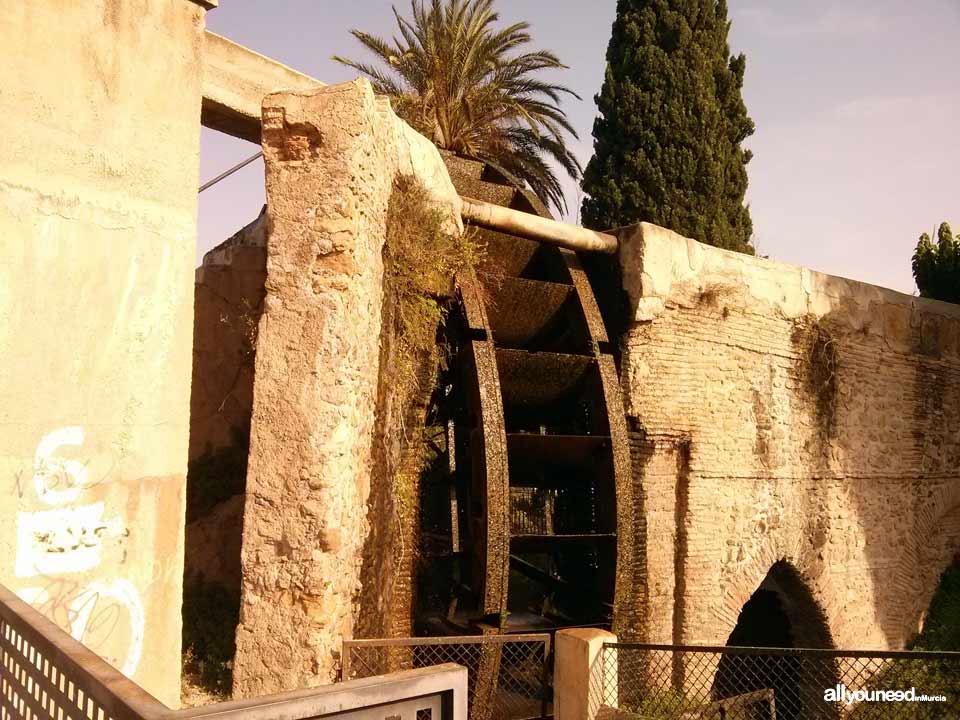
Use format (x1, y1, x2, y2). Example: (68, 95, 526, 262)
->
(593, 642, 960, 719)
(343, 634, 552, 720)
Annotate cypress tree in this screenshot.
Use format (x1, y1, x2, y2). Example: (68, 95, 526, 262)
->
(581, 0, 755, 253)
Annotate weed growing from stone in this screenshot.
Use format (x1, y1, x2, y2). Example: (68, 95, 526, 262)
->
(807, 322, 840, 433)
(792, 319, 840, 439)
(356, 175, 485, 639)
(384, 175, 486, 402)
(181, 576, 239, 701)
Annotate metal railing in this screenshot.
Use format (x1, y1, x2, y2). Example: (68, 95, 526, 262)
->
(593, 642, 960, 720)
(343, 634, 551, 720)
(0, 583, 467, 720)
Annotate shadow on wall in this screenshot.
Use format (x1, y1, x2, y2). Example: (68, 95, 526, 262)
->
(183, 208, 268, 699)
(806, 289, 960, 650)
(611, 221, 960, 653)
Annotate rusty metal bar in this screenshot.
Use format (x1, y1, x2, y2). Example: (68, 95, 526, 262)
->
(0, 584, 168, 720)
(199, 150, 263, 193)
(460, 196, 619, 254)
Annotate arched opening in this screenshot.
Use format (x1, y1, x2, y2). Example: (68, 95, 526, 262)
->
(714, 561, 839, 719)
(913, 554, 960, 651)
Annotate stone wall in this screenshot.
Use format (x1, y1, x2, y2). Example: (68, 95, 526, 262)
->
(0, 0, 210, 706)
(185, 210, 267, 591)
(189, 210, 267, 465)
(617, 222, 960, 653)
(231, 79, 462, 697)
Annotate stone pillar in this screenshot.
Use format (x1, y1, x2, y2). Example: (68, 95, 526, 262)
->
(232, 79, 461, 697)
(0, 0, 210, 707)
(555, 629, 619, 720)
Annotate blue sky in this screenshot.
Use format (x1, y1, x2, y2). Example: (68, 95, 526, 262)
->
(198, 0, 960, 294)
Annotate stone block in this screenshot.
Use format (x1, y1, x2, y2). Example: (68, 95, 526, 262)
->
(231, 79, 461, 697)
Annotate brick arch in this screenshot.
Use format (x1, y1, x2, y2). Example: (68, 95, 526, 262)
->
(890, 484, 960, 647)
(731, 560, 836, 650)
(714, 560, 840, 720)
(718, 543, 836, 651)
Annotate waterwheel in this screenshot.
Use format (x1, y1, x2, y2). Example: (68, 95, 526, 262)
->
(418, 153, 634, 640)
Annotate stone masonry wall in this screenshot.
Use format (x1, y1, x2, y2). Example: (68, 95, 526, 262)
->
(232, 79, 462, 697)
(189, 209, 267, 465)
(0, 0, 209, 706)
(617, 222, 960, 653)
(185, 210, 267, 591)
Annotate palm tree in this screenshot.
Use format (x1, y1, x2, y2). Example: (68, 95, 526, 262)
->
(333, 0, 581, 215)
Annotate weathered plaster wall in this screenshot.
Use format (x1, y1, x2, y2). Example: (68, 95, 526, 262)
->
(0, 1, 208, 706)
(232, 79, 462, 697)
(617, 222, 960, 654)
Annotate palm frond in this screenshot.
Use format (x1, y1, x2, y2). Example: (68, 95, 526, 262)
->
(333, 0, 580, 214)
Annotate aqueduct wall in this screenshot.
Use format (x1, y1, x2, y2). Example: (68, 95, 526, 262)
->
(616, 222, 960, 652)
(3, 2, 957, 704)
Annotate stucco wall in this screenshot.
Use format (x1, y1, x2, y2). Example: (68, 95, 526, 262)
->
(232, 79, 462, 697)
(617, 222, 960, 653)
(0, 1, 208, 706)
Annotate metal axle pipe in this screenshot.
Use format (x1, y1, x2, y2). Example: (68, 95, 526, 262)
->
(459, 196, 618, 254)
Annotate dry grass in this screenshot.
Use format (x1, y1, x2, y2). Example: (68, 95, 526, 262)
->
(181, 649, 230, 708)
(384, 175, 486, 402)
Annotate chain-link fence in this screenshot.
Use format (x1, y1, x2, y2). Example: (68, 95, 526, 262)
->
(343, 634, 551, 720)
(593, 643, 960, 719)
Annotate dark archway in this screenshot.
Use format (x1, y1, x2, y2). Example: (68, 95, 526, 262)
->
(714, 561, 839, 719)
(913, 554, 960, 651)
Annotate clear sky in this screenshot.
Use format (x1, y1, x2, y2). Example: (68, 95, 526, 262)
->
(198, 0, 960, 295)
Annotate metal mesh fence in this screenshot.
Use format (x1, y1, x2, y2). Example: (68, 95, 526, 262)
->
(594, 643, 960, 720)
(343, 634, 551, 720)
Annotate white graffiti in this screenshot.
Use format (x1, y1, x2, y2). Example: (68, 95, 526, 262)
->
(17, 579, 145, 676)
(14, 426, 145, 677)
(15, 502, 126, 577)
(32, 425, 90, 505)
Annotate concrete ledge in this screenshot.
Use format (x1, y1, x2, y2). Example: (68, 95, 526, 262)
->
(201, 31, 324, 142)
(617, 221, 960, 357)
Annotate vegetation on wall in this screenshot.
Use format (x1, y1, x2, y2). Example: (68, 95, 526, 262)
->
(384, 177, 486, 388)
(581, 0, 754, 253)
(333, 0, 581, 215)
(852, 561, 960, 718)
(806, 323, 840, 434)
(790, 319, 840, 440)
(182, 576, 240, 700)
(355, 175, 486, 641)
(912, 222, 959, 304)
(912, 560, 960, 652)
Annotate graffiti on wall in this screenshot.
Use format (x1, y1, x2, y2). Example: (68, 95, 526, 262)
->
(14, 426, 145, 676)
